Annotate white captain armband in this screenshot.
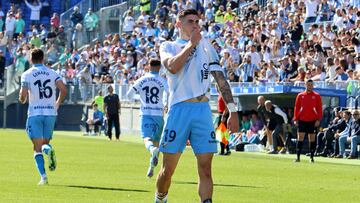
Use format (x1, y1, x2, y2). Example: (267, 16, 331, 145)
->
(227, 103, 237, 113)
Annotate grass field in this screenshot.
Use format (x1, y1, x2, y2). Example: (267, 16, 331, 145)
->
(1, 129, 360, 203)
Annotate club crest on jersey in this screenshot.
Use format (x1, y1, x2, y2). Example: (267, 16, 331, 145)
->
(201, 63, 209, 82)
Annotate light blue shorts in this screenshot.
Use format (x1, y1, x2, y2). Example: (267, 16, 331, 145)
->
(26, 115, 57, 140)
(140, 115, 164, 142)
(160, 102, 218, 154)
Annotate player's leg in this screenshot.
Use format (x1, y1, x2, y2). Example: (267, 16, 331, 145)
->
(196, 153, 214, 202)
(156, 103, 191, 202)
(141, 115, 158, 177)
(308, 133, 316, 163)
(32, 138, 48, 185)
(295, 121, 306, 162)
(42, 116, 57, 171)
(27, 116, 47, 185)
(190, 102, 217, 202)
(155, 153, 182, 203)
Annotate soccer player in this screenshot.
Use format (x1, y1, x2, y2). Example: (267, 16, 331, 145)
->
(155, 9, 239, 203)
(127, 58, 169, 178)
(19, 48, 67, 185)
(293, 79, 323, 163)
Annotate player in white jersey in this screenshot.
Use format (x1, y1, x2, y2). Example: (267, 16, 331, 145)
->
(127, 59, 169, 178)
(19, 49, 67, 185)
(155, 9, 239, 203)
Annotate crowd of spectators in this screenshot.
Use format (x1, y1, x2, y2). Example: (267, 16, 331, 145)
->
(56, 0, 360, 92)
(1, 0, 360, 97)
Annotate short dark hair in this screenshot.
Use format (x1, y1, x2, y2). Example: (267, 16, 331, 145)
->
(177, 9, 198, 20)
(30, 48, 44, 64)
(149, 58, 161, 67)
(306, 79, 314, 83)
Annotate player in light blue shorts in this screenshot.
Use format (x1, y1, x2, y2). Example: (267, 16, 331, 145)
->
(26, 115, 57, 140)
(140, 115, 164, 142)
(155, 9, 239, 203)
(160, 102, 217, 154)
(127, 59, 168, 178)
(19, 49, 67, 185)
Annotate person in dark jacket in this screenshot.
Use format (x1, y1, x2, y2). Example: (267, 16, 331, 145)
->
(104, 85, 121, 141)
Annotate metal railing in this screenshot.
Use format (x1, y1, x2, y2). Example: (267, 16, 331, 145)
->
(60, 0, 126, 25)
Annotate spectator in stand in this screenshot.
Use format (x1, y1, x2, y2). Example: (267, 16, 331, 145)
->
(50, 13, 60, 31)
(70, 6, 83, 27)
(0, 50, 5, 87)
(84, 8, 99, 44)
(14, 14, 25, 38)
(5, 12, 16, 41)
(25, 0, 42, 26)
(0, 15, 3, 33)
(39, 24, 48, 44)
(123, 10, 135, 35)
(293, 79, 323, 163)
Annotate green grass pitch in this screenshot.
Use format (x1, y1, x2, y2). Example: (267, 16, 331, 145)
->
(0, 129, 359, 203)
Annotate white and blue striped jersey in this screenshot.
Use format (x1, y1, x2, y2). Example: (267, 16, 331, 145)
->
(159, 38, 222, 107)
(21, 64, 61, 117)
(127, 72, 169, 116)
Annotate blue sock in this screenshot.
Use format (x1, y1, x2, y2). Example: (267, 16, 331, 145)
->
(34, 152, 46, 178)
(41, 144, 52, 155)
(145, 140, 154, 152)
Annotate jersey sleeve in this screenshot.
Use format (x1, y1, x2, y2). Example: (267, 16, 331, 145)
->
(20, 72, 29, 88)
(159, 41, 176, 64)
(203, 39, 222, 72)
(126, 79, 141, 100)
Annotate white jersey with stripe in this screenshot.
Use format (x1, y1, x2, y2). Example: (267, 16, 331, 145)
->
(21, 64, 61, 117)
(159, 38, 222, 107)
(128, 72, 169, 116)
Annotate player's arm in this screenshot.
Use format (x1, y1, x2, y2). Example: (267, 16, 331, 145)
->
(211, 70, 239, 133)
(162, 28, 201, 74)
(55, 79, 67, 109)
(19, 87, 28, 104)
(19, 75, 29, 104)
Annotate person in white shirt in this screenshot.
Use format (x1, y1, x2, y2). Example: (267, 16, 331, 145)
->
(123, 11, 135, 34)
(127, 59, 169, 178)
(25, 0, 42, 25)
(305, 0, 319, 23)
(155, 9, 239, 203)
(320, 24, 335, 50)
(19, 48, 67, 185)
(5, 12, 16, 40)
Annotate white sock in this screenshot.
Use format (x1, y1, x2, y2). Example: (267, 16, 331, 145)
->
(145, 140, 155, 152)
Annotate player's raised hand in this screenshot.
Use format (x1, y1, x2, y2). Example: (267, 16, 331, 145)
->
(227, 112, 239, 134)
(190, 27, 201, 47)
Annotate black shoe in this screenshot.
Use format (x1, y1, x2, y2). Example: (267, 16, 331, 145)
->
(310, 158, 314, 163)
(225, 151, 231, 156)
(305, 153, 311, 156)
(218, 152, 225, 155)
(294, 159, 300, 163)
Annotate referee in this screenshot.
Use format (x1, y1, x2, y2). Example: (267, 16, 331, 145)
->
(293, 79, 323, 163)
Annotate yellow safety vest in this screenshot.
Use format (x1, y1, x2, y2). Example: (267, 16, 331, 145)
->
(140, 0, 151, 12)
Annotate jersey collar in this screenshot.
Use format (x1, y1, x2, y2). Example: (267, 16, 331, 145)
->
(176, 38, 189, 45)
